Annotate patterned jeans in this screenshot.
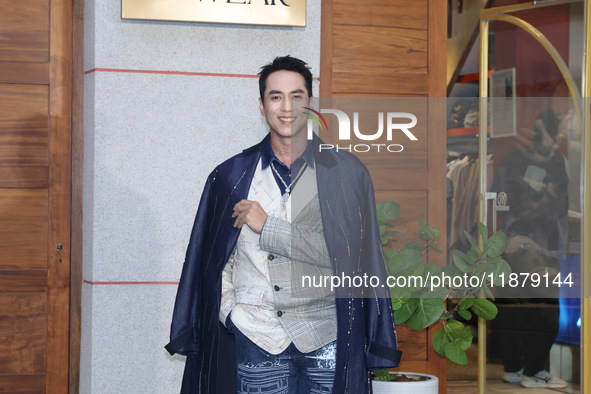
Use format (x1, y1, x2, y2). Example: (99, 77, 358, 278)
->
(228, 317, 336, 394)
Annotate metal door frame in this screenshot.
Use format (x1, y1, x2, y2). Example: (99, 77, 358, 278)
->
(478, 2, 589, 393)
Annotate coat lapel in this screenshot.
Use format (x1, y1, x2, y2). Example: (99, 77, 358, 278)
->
(216, 135, 268, 264)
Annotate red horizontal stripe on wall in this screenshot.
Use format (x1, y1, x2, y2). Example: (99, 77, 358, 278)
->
(84, 68, 320, 81)
(84, 68, 260, 78)
(83, 280, 179, 285)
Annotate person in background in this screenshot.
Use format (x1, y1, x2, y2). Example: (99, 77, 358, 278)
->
(492, 83, 569, 389)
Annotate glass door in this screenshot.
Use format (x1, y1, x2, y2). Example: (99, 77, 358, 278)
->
(478, 1, 587, 393)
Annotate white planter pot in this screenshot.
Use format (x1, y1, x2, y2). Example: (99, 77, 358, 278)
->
(372, 372, 439, 394)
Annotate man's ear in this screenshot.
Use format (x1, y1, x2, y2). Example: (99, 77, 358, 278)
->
(259, 98, 265, 116)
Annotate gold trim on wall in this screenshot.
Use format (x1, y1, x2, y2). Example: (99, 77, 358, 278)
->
(122, 0, 306, 27)
(582, 1, 590, 392)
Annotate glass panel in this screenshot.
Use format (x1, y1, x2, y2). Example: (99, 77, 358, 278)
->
(484, 3, 583, 392)
(446, 2, 585, 392)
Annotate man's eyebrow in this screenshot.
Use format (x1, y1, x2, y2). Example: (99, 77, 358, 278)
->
(267, 89, 307, 95)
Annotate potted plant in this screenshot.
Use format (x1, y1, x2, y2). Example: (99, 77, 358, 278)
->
(372, 370, 439, 394)
(372, 201, 511, 392)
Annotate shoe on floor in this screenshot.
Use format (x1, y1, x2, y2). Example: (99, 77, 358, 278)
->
(503, 368, 524, 383)
(520, 370, 568, 389)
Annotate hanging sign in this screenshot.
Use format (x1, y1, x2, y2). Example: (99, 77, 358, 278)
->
(122, 0, 306, 27)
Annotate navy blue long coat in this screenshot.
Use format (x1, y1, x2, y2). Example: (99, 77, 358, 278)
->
(166, 134, 401, 393)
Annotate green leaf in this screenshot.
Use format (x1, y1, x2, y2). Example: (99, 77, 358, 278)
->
(477, 222, 489, 242)
(464, 230, 480, 252)
(384, 248, 398, 263)
(463, 286, 481, 298)
(444, 342, 469, 365)
(372, 369, 394, 381)
(472, 263, 495, 281)
(458, 297, 475, 310)
(378, 223, 388, 237)
(473, 260, 512, 287)
(432, 327, 448, 356)
(442, 263, 463, 278)
(418, 219, 440, 242)
(387, 248, 422, 276)
(390, 286, 413, 300)
(423, 262, 443, 276)
(405, 266, 427, 292)
(403, 241, 422, 253)
(376, 201, 400, 224)
(486, 256, 503, 264)
(471, 298, 498, 320)
(458, 309, 472, 321)
(405, 298, 444, 330)
(430, 245, 443, 252)
(444, 320, 473, 350)
(422, 287, 449, 299)
(393, 298, 419, 324)
(465, 249, 480, 264)
(410, 264, 425, 277)
(453, 250, 473, 273)
(390, 297, 407, 310)
(419, 263, 445, 295)
(484, 231, 508, 258)
(483, 284, 495, 300)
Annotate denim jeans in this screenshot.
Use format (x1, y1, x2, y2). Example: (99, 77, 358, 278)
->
(227, 316, 336, 394)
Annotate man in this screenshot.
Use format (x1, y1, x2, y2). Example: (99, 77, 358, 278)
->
(492, 87, 569, 389)
(166, 56, 400, 393)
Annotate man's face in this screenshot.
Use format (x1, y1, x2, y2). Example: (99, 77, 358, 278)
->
(259, 70, 311, 142)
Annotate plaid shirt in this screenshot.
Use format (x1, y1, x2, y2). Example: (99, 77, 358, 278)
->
(220, 159, 337, 354)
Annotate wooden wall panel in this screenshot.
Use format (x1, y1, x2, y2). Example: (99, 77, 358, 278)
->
(333, 0, 428, 30)
(0, 0, 49, 63)
(369, 168, 428, 191)
(0, 271, 47, 292)
(0, 189, 48, 269)
(332, 72, 430, 95)
(0, 167, 48, 188)
(0, 293, 46, 374)
(0, 375, 45, 393)
(0, 84, 49, 166)
(0, 0, 72, 392)
(0, 62, 49, 85)
(396, 325, 428, 361)
(45, 0, 73, 390)
(321, 0, 448, 391)
(332, 26, 428, 74)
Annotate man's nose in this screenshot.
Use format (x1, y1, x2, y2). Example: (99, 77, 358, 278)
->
(281, 98, 292, 111)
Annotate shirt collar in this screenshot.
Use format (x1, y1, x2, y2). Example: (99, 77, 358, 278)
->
(260, 136, 315, 170)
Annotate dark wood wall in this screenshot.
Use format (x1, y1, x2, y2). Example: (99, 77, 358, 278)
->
(0, 0, 72, 392)
(320, 0, 448, 391)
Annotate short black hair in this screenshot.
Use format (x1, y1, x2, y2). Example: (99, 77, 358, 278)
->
(258, 55, 313, 100)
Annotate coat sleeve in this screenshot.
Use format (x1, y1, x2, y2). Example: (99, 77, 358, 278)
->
(165, 173, 215, 356)
(360, 170, 403, 369)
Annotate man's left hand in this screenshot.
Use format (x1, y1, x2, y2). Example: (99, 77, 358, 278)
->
(232, 200, 268, 233)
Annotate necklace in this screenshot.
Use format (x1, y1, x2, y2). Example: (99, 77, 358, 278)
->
(270, 161, 308, 194)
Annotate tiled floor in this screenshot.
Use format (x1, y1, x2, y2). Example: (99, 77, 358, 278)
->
(447, 345, 580, 393)
(448, 380, 580, 393)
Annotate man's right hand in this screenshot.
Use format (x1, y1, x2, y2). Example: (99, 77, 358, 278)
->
(232, 200, 268, 233)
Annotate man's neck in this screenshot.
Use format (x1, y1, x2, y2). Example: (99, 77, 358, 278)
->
(270, 135, 307, 167)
